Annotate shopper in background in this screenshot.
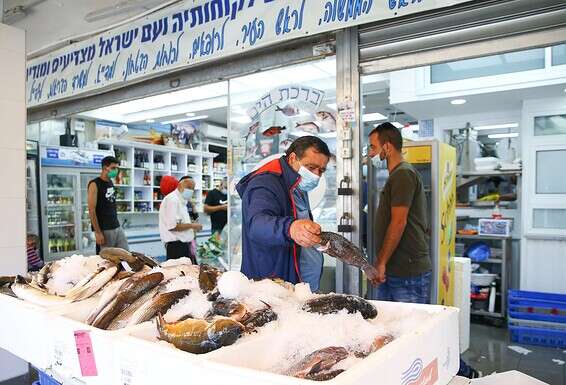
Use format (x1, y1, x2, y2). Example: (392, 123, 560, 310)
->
(88, 156, 129, 254)
(367, 123, 479, 379)
(236, 136, 330, 290)
(26, 233, 43, 271)
(367, 122, 432, 301)
(204, 178, 228, 238)
(159, 176, 202, 263)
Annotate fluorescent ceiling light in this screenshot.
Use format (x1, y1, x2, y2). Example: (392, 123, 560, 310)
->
(162, 115, 208, 124)
(363, 113, 387, 122)
(474, 123, 518, 130)
(146, 119, 155, 123)
(451, 99, 467, 105)
(488, 133, 519, 139)
(391, 122, 404, 129)
(231, 116, 252, 124)
(186, 112, 196, 117)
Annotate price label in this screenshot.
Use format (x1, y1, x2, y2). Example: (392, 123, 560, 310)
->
(52, 340, 65, 368)
(74, 330, 98, 377)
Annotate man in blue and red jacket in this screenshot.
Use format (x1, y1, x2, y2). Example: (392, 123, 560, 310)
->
(236, 136, 331, 287)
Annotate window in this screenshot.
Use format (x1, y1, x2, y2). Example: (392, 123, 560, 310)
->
(431, 48, 545, 83)
(533, 209, 566, 230)
(536, 150, 566, 194)
(534, 115, 566, 136)
(552, 44, 566, 66)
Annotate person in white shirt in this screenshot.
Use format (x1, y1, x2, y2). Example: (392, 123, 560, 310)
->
(159, 176, 202, 263)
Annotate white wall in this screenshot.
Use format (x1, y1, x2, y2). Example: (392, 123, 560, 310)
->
(0, 22, 29, 381)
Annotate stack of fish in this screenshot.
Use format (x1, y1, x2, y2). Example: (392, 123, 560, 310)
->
(0, 233, 399, 382)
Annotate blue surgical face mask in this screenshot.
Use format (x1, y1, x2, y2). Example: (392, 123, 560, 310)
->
(298, 166, 320, 192)
(182, 189, 193, 201)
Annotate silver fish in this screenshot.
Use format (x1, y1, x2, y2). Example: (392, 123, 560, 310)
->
(124, 289, 191, 328)
(107, 286, 160, 330)
(86, 277, 130, 325)
(65, 262, 118, 302)
(11, 276, 71, 307)
(295, 122, 320, 134)
(276, 104, 300, 117)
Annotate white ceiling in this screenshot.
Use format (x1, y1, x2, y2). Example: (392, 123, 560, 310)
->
(5, 0, 168, 53)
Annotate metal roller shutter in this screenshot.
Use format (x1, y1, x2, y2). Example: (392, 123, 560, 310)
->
(359, 0, 566, 73)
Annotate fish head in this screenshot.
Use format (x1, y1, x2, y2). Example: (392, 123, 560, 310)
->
(208, 317, 244, 346)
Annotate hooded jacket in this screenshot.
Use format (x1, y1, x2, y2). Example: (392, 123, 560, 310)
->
(236, 156, 308, 283)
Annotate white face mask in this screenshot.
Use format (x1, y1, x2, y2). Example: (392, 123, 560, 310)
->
(182, 189, 193, 201)
(298, 166, 320, 192)
(371, 148, 387, 169)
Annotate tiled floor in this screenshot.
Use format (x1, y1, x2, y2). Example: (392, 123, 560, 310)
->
(462, 323, 566, 384)
(1, 323, 564, 385)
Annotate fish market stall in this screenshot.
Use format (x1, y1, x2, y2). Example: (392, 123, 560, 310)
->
(0, 244, 459, 385)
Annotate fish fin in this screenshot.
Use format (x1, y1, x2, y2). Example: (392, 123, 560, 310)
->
(259, 300, 272, 309)
(316, 242, 331, 252)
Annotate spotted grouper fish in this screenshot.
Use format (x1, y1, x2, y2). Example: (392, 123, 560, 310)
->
(317, 232, 378, 279)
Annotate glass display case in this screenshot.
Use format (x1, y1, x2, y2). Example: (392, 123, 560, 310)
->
(43, 172, 79, 261)
(227, 58, 338, 276)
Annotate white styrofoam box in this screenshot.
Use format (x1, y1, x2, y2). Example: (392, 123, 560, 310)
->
(0, 294, 51, 369)
(43, 298, 131, 384)
(119, 301, 459, 385)
(454, 257, 471, 353)
(111, 321, 206, 385)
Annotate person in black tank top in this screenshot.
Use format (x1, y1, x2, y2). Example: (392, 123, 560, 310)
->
(88, 156, 129, 253)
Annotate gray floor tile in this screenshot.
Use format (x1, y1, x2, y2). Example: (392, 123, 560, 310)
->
(464, 323, 566, 384)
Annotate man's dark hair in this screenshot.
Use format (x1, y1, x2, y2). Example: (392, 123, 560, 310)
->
(285, 136, 331, 158)
(179, 176, 193, 182)
(369, 122, 403, 151)
(101, 156, 119, 168)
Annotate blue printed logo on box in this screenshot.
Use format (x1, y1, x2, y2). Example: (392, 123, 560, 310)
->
(46, 148, 59, 159)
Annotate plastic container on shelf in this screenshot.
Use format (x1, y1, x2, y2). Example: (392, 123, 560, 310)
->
(471, 273, 498, 286)
(509, 325, 566, 349)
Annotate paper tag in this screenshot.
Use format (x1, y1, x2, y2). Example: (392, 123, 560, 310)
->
(74, 330, 98, 377)
(337, 99, 355, 123)
(121, 261, 133, 272)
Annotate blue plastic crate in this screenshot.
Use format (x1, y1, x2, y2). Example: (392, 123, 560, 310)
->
(508, 289, 566, 323)
(37, 369, 61, 385)
(509, 324, 566, 349)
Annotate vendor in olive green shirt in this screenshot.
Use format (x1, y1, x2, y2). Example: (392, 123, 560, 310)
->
(368, 122, 432, 303)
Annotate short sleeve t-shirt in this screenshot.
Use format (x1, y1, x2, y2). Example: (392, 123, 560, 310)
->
(374, 161, 432, 277)
(204, 189, 228, 232)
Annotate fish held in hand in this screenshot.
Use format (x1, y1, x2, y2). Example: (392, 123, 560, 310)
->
(317, 232, 378, 279)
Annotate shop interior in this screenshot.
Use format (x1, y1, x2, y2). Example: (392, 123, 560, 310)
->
(21, 42, 566, 383)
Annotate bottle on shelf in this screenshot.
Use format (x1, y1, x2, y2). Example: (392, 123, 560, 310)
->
(171, 157, 178, 171)
(143, 153, 150, 169)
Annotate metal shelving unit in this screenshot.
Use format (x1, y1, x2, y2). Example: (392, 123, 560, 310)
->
(456, 234, 512, 320)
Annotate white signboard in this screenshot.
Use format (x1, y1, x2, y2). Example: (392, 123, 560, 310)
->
(26, 0, 472, 107)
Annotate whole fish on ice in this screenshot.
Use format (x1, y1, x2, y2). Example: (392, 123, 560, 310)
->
(302, 294, 377, 319)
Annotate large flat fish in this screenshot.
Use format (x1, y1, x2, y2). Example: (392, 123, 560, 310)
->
(318, 232, 378, 279)
(92, 272, 164, 330)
